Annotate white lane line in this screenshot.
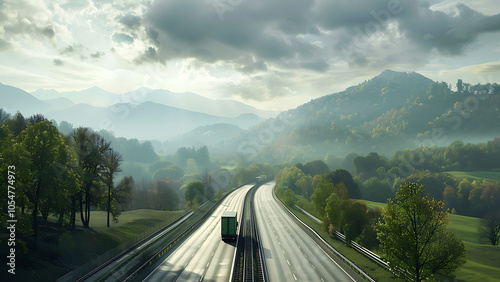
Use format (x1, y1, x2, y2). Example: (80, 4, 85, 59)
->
(282, 249, 285, 254)
(293, 273, 297, 280)
(304, 253, 307, 258)
(286, 260, 290, 266)
(321, 278, 325, 282)
(311, 263, 315, 270)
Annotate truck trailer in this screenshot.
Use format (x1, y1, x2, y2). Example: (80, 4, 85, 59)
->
(221, 211, 238, 240)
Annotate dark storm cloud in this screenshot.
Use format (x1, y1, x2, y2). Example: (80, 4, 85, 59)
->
(118, 14, 142, 30)
(112, 32, 134, 44)
(133, 47, 163, 65)
(315, 0, 500, 56)
(142, 0, 500, 71)
(143, 0, 324, 69)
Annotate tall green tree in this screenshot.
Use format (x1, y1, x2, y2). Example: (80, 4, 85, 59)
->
(18, 121, 72, 249)
(8, 111, 26, 136)
(377, 182, 466, 281)
(310, 177, 334, 216)
(73, 127, 110, 227)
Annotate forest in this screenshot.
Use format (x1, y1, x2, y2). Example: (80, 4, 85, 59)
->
(0, 110, 219, 253)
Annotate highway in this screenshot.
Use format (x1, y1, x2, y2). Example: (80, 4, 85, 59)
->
(254, 182, 363, 282)
(143, 184, 252, 282)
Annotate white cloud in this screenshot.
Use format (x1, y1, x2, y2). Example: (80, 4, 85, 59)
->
(0, 0, 499, 111)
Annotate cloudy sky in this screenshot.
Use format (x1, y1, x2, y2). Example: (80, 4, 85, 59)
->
(1, 0, 499, 111)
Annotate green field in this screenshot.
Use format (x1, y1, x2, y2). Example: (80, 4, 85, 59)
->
(362, 200, 500, 281)
(7, 209, 184, 282)
(445, 170, 500, 182)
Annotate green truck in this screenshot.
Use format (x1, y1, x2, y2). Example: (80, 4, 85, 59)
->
(221, 211, 238, 240)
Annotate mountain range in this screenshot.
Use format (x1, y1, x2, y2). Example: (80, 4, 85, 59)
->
(30, 87, 279, 118)
(0, 83, 276, 140)
(3, 70, 498, 159)
(220, 70, 500, 163)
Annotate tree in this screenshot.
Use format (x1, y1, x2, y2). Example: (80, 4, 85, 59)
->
(153, 165, 184, 181)
(325, 192, 342, 229)
(155, 178, 180, 210)
(18, 121, 72, 249)
(303, 160, 330, 176)
(327, 169, 361, 199)
(457, 79, 463, 93)
(184, 181, 205, 204)
(479, 211, 500, 245)
(102, 149, 122, 227)
(377, 182, 466, 281)
(310, 177, 334, 216)
(108, 176, 133, 220)
(58, 120, 74, 135)
(8, 111, 26, 136)
(0, 108, 11, 124)
(73, 127, 111, 227)
(196, 145, 210, 166)
(341, 202, 368, 245)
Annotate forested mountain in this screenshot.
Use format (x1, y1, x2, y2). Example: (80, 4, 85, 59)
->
(223, 70, 500, 164)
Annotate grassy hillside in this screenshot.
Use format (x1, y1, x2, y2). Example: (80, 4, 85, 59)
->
(445, 170, 500, 182)
(362, 200, 500, 281)
(6, 209, 184, 282)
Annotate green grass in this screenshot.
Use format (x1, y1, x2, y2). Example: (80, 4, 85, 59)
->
(445, 170, 500, 182)
(6, 209, 184, 282)
(361, 200, 500, 281)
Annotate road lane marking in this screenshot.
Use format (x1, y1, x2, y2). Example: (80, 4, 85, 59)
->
(287, 260, 290, 266)
(293, 273, 297, 280)
(311, 263, 315, 270)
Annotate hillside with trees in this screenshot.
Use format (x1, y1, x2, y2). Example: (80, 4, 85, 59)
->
(222, 70, 500, 164)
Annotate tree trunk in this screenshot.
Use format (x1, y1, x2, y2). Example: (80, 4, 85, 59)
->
(70, 195, 76, 230)
(33, 180, 41, 250)
(79, 192, 86, 227)
(85, 189, 90, 227)
(107, 185, 111, 227)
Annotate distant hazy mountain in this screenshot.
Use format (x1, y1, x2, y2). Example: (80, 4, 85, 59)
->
(45, 101, 263, 140)
(223, 70, 500, 163)
(172, 123, 244, 148)
(121, 89, 279, 118)
(37, 86, 118, 107)
(0, 83, 51, 116)
(32, 87, 279, 119)
(44, 97, 74, 111)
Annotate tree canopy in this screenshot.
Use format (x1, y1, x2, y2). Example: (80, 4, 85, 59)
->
(377, 182, 466, 281)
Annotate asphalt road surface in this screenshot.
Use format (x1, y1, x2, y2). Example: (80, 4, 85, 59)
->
(254, 182, 363, 282)
(143, 184, 252, 282)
